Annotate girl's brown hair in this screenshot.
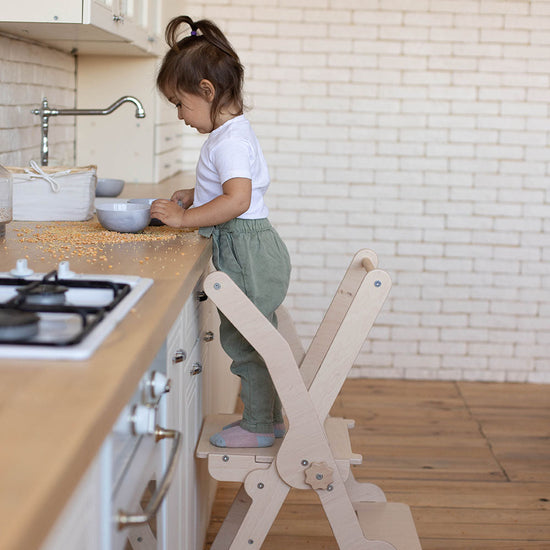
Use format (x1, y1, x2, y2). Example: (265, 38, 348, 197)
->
(157, 16, 244, 128)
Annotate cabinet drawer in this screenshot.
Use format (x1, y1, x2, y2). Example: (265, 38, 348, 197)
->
(166, 280, 204, 400)
(155, 123, 184, 154)
(166, 339, 202, 420)
(154, 149, 184, 182)
(180, 341, 202, 550)
(166, 310, 183, 355)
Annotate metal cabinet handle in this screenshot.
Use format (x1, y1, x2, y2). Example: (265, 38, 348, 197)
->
(116, 426, 182, 529)
(190, 362, 203, 376)
(203, 331, 214, 342)
(172, 349, 186, 363)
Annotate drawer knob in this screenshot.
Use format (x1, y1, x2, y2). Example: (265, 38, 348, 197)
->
(146, 371, 171, 400)
(173, 349, 186, 364)
(129, 404, 156, 436)
(203, 331, 214, 342)
(190, 362, 203, 376)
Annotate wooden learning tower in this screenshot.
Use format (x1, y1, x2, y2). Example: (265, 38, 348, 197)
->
(197, 249, 422, 550)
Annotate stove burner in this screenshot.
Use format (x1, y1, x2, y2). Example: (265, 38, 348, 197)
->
(0, 268, 137, 350)
(0, 310, 40, 342)
(16, 284, 68, 306)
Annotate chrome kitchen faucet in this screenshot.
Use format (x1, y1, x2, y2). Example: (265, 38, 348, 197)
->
(31, 96, 146, 166)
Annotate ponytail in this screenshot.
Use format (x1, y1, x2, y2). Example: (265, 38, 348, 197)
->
(164, 15, 196, 49)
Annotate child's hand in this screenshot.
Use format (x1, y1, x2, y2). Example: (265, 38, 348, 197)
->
(170, 188, 194, 209)
(150, 199, 187, 228)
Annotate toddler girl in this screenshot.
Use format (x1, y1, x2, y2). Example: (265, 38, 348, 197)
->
(151, 16, 291, 448)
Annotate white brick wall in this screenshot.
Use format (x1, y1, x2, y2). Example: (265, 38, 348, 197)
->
(0, 33, 75, 167)
(182, 0, 550, 383)
(1, 2, 549, 383)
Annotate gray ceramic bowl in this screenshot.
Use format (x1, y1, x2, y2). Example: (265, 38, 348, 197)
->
(128, 198, 156, 206)
(96, 202, 150, 233)
(128, 198, 163, 225)
(96, 178, 125, 197)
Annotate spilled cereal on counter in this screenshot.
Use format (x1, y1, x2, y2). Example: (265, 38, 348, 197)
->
(16, 221, 198, 261)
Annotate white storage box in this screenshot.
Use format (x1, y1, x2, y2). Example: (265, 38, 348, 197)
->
(10, 162, 97, 221)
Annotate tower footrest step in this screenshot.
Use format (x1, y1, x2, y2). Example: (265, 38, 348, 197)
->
(196, 414, 362, 477)
(356, 502, 422, 550)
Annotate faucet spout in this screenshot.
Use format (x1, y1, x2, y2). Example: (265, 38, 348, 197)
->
(52, 96, 146, 119)
(31, 96, 146, 165)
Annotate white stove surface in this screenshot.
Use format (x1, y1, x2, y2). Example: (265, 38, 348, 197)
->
(0, 263, 153, 360)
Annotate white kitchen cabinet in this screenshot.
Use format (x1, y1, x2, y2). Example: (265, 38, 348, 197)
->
(161, 309, 185, 550)
(74, 23, 188, 183)
(40, 445, 109, 550)
(0, 0, 161, 56)
(154, 122, 185, 182)
(75, 54, 188, 185)
(74, 56, 162, 184)
(162, 278, 208, 550)
(181, 342, 203, 550)
(161, 276, 236, 550)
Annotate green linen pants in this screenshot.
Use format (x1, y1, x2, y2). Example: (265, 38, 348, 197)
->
(199, 218, 291, 433)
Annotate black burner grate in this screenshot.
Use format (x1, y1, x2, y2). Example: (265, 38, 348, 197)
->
(0, 270, 131, 347)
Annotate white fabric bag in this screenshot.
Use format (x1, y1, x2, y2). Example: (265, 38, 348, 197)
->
(10, 161, 97, 221)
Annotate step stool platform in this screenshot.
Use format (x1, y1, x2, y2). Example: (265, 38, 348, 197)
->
(197, 413, 363, 482)
(197, 414, 281, 462)
(357, 502, 422, 550)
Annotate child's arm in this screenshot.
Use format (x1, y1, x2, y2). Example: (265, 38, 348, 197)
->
(151, 178, 251, 229)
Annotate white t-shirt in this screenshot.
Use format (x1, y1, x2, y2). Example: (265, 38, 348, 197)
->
(193, 115, 269, 219)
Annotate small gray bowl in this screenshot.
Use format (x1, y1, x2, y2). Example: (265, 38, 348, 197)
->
(96, 178, 125, 197)
(129, 198, 163, 226)
(96, 202, 150, 233)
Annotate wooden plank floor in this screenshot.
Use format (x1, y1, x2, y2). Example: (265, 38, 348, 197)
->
(203, 379, 550, 549)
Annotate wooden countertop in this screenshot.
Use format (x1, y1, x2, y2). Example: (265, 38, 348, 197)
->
(0, 172, 212, 550)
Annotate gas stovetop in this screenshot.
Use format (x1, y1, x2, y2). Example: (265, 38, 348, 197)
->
(0, 259, 153, 360)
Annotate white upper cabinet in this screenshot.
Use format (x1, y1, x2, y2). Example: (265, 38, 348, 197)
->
(0, 0, 162, 56)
